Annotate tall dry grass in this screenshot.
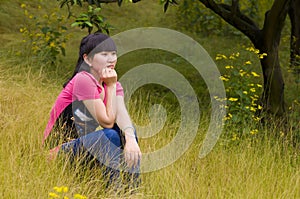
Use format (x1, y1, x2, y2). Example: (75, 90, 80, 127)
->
(0, 63, 299, 198)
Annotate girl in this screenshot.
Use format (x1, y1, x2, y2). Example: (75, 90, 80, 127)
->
(43, 32, 141, 189)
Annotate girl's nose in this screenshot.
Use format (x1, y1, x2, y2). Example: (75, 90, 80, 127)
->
(108, 55, 117, 62)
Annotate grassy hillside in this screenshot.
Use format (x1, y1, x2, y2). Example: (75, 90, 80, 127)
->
(0, 0, 299, 198)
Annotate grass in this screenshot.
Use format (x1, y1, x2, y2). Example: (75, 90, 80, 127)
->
(1, 0, 300, 198)
(0, 74, 299, 198)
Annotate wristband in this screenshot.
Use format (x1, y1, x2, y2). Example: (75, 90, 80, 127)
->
(121, 126, 135, 137)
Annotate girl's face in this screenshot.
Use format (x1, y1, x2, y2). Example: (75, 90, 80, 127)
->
(84, 51, 117, 80)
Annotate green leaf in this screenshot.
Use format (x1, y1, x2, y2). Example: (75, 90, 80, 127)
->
(85, 21, 93, 27)
(71, 22, 82, 27)
(94, 7, 101, 12)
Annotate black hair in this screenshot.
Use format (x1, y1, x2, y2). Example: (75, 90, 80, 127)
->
(63, 32, 117, 88)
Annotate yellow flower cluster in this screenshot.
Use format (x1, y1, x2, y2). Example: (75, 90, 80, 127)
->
(19, 3, 71, 63)
(246, 46, 268, 59)
(215, 50, 264, 138)
(48, 186, 87, 199)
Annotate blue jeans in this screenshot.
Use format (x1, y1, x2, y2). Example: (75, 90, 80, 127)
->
(60, 125, 140, 188)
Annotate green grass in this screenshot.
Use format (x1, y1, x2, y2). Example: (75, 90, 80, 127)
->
(1, 0, 300, 198)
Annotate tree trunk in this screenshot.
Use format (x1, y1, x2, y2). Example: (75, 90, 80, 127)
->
(198, 0, 290, 116)
(257, 46, 286, 116)
(254, 1, 290, 116)
(289, 0, 300, 73)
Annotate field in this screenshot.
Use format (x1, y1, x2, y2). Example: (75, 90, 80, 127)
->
(0, 0, 299, 198)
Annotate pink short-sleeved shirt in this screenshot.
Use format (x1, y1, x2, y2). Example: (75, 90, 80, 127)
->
(43, 71, 124, 142)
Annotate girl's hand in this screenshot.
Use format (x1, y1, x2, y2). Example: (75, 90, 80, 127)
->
(101, 68, 117, 86)
(124, 138, 142, 168)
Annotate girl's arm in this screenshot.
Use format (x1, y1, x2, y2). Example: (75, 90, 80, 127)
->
(83, 84, 116, 128)
(83, 68, 117, 128)
(116, 95, 142, 167)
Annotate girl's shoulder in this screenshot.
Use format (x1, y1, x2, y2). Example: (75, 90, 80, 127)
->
(74, 71, 99, 86)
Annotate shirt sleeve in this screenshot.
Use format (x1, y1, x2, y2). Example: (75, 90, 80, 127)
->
(116, 82, 124, 96)
(73, 72, 101, 101)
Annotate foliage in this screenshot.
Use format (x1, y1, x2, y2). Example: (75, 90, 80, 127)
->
(57, 0, 178, 33)
(215, 47, 268, 140)
(177, 0, 237, 36)
(71, 5, 111, 34)
(176, 0, 274, 36)
(19, 3, 72, 65)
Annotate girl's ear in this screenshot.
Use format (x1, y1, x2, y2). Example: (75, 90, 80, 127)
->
(83, 54, 91, 66)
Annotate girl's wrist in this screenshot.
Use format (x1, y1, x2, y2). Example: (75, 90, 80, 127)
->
(122, 126, 136, 140)
(106, 83, 116, 88)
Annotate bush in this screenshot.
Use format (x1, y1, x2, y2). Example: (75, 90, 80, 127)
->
(215, 47, 267, 140)
(19, 3, 72, 65)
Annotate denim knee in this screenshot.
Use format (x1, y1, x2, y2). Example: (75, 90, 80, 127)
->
(103, 128, 122, 148)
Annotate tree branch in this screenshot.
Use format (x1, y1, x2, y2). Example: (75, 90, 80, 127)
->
(198, 0, 261, 44)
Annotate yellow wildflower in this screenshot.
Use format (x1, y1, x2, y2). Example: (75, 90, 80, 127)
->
(246, 47, 255, 52)
(229, 55, 236, 59)
(256, 84, 262, 88)
(21, 3, 26, 8)
(243, 91, 248, 95)
(232, 133, 238, 141)
(228, 98, 238, 102)
(220, 76, 229, 81)
(225, 65, 234, 69)
(62, 186, 68, 193)
(259, 53, 267, 59)
(49, 192, 60, 198)
(74, 194, 87, 199)
(244, 61, 252, 65)
(53, 186, 63, 193)
(251, 72, 260, 77)
(239, 69, 247, 77)
(216, 54, 227, 60)
(50, 42, 56, 48)
(250, 88, 256, 92)
(252, 116, 261, 121)
(250, 129, 258, 135)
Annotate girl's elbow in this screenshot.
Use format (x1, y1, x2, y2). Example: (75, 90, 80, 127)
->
(104, 123, 114, 129)
(100, 120, 115, 129)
